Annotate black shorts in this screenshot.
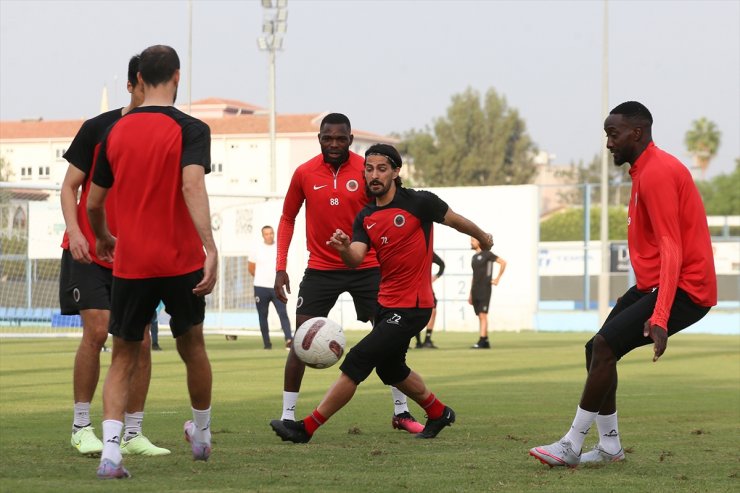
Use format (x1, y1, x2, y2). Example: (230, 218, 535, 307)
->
(586, 285, 711, 360)
(109, 269, 206, 342)
(471, 287, 491, 315)
(296, 268, 380, 322)
(340, 306, 432, 386)
(59, 249, 112, 315)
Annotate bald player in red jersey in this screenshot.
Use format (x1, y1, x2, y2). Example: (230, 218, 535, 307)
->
(270, 143, 494, 443)
(88, 45, 218, 479)
(60, 54, 168, 457)
(530, 101, 717, 468)
(273, 113, 423, 433)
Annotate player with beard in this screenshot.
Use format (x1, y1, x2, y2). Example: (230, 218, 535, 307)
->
(530, 101, 716, 468)
(270, 144, 494, 443)
(273, 114, 423, 434)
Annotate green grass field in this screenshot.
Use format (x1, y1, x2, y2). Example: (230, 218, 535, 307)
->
(0, 331, 738, 492)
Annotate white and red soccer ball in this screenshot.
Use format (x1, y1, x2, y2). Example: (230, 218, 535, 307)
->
(293, 317, 346, 369)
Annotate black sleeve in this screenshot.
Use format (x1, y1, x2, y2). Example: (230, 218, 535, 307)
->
(352, 209, 371, 246)
(91, 129, 114, 189)
(486, 251, 499, 262)
(416, 190, 449, 223)
(181, 120, 211, 173)
(63, 119, 96, 175)
(432, 252, 445, 277)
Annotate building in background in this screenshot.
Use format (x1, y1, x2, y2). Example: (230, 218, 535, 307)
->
(0, 98, 398, 194)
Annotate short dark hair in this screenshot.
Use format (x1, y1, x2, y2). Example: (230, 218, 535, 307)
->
(610, 101, 653, 126)
(261, 225, 273, 232)
(320, 113, 351, 132)
(127, 55, 140, 87)
(139, 45, 180, 86)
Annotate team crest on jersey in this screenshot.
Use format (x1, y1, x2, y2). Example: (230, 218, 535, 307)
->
(346, 179, 359, 192)
(296, 296, 304, 308)
(73, 288, 81, 303)
(393, 214, 405, 227)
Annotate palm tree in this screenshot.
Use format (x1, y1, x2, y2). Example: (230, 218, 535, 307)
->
(684, 117, 721, 179)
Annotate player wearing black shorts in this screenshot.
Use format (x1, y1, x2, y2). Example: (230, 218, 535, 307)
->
(274, 114, 422, 433)
(469, 239, 506, 349)
(87, 45, 218, 479)
(530, 102, 716, 468)
(59, 55, 168, 457)
(270, 144, 494, 443)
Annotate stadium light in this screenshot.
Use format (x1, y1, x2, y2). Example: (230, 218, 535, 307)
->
(257, 0, 288, 193)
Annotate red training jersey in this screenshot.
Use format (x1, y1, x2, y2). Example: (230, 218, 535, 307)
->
(627, 142, 717, 327)
(60, 108, 124, 268)
(92, 106, 211, 279)
(352, 187, 449, 308)
(277, 151, 379, 271)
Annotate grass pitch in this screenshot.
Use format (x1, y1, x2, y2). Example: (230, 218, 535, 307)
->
(0, 331, 738, 492)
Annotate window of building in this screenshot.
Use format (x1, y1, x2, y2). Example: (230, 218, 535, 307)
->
(20, 167, 32, 179)
(55, 148, 67, 160)
(38, 166, 51, 179)
(211, 162, 223, 174)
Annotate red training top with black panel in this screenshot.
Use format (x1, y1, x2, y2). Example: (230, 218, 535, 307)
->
(92, 106, 211, 279)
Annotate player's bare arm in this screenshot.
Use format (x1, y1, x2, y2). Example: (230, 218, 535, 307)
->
(86, 183, 115, 263)
(60, 165, 92, 264)
(441, 208, 493, 250)
(492, 257, 507, 286)
(182, 164, 219, 296)
(327, 229, 367, 268)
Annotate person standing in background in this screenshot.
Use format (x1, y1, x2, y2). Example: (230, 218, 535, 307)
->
(415, 251, 444, 348)
(469, 238, 506, 349)
(249, 225, 292, 349)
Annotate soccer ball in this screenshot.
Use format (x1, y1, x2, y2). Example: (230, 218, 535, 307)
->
(293, 317, 346, 369)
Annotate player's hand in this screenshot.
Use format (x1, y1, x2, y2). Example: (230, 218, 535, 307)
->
(193, 252, 218, 296)
(326, 229, 351, 252)
(432, 275, 440, 283)
(468, 294, 473, 305)
(275, 270, 290, 303)
(69, 230, 92, 264)
(491, 278, 499, 286)
(479, 233, 494, 251)
(95, 234, 116, 264)
(643, 320, 668, 362)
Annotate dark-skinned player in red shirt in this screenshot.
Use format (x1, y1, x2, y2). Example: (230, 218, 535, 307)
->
(530, 101, 717, 468)
(274, 114, 423, 434)
(270, 144, 494, 443)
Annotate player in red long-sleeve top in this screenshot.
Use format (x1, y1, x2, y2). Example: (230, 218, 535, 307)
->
(273, 114, 423, 433)
(530, 101, 717, 468)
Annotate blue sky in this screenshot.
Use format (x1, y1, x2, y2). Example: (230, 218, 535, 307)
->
(1, 0, 738, 177)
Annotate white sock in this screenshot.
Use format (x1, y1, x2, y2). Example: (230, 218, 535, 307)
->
(391, 387, 409, 415)
(124, 411, 144, 441)
(101, 419, 123, 464)
(282, 391, 299, 421)
(192, 407, 211, 443)
(73, 402, 92, 430)
(563, 406, 597, 454)
(595, 411, 622, 454)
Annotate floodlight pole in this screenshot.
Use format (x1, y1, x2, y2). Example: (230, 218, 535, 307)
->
(258, 0, 287, 194)
(598, 0, 611, 322)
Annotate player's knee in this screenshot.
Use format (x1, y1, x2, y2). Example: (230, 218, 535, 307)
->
(591, 334, 616, 364)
